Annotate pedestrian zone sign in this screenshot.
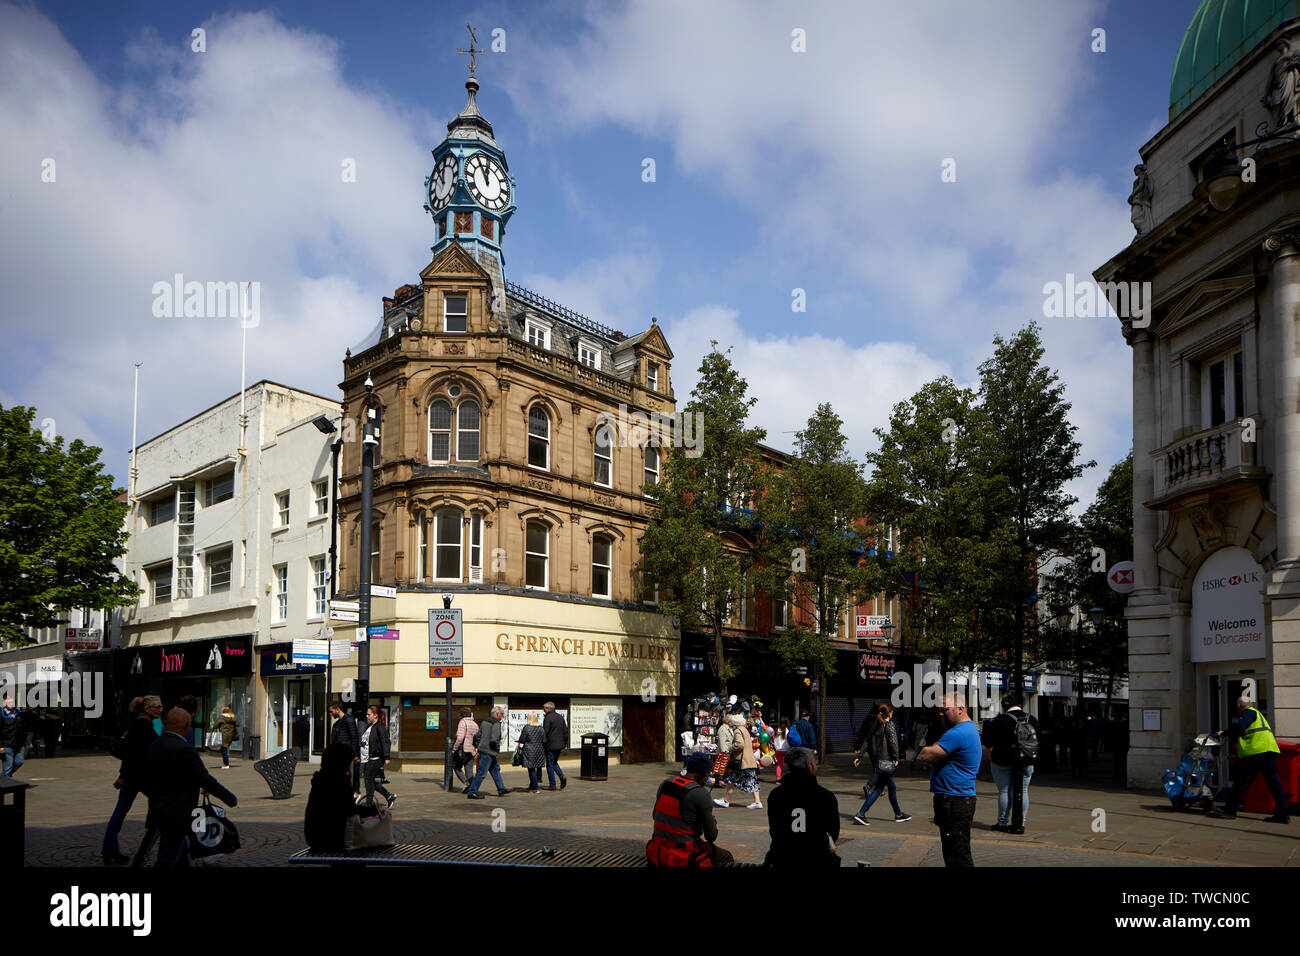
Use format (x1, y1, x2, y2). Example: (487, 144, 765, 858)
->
(429, 608, 464, 678)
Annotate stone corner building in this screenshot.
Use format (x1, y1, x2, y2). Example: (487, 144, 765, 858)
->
(1095, 0, 1300, 785)
(331, 75, 680, 764)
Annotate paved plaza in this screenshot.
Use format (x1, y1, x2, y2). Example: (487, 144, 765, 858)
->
(17, 750, 1299, 867)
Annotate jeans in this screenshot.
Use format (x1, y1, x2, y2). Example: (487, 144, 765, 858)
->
(364, 759, 392, 803)
(102, 784, 140, 857)
(527, 767, 541, 790)
(933, 794, 976, 867)
(991, 761, 1034, 826)
(858, 773, 903, 817)
(545, 749, 566, 788)
(220, 746, 230, 767)
(154, 828, 191, 868)
(0, 746, 24, 777)
(467, 753, 507, 795)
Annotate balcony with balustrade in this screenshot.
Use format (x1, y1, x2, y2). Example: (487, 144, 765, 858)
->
(1149, 418, 1267, 506)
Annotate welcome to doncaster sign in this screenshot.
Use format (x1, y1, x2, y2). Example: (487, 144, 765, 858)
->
(1191, 547, 1267, 663)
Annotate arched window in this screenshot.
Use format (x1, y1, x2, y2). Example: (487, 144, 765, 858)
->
(429, 401, 452, 462)
(643, 446, 659, 492)
(592, 533, 612, 598)
(594, 425, 612, 487)
(434, 509, 463, 581)
(458, 400, 480, 461)
(525, 520, 549, 589)
(528, 406, 550, 469)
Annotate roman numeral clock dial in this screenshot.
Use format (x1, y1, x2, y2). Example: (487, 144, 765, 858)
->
(465, 153, 509, 211)
(428, 155, 457, 212)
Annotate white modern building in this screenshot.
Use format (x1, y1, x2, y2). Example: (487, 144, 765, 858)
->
(1095, 1, 1300, 785)
(113, 380, 341, 760)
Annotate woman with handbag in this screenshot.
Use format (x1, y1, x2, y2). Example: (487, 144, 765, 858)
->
(215, 706, 238, 769)
(714, 714, 762, 810)
(518, 712, 546, 792)
(451, 708, 478, 785)
(852, 703, 911, 825)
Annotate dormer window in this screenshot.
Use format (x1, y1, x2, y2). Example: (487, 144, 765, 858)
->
(646, 362, 658, 392)
(526, 319, 551, 350)
(444, 294, 467, 333)
(578, 340, 601, 370)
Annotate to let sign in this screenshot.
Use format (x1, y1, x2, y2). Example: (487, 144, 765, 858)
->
(429, 608, 464, 678)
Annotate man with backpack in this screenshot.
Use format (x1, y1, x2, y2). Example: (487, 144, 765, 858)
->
(790, 711, 818, 755)
(984, 692, 1039, 834)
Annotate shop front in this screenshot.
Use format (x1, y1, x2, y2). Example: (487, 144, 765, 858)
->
(260, 647, 326, 760)
(331, 591, 679, 770)
(114, 635, 253, 748)
(825, 649, 924, 753)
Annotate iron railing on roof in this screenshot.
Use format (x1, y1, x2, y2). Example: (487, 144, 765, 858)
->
(506, 281, 620, 340)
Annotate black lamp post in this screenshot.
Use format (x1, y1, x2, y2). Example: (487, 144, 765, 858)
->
(356, 376, 377, 720)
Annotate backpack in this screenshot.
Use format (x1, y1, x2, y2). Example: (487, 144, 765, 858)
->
(787, 725, 803, 748)
(1012, 711, 1039, 760)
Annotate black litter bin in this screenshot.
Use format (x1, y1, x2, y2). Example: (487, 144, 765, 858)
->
(245, 734, 261, 762)
(0, 778, 32, 867)
(580, 732, 609, 781)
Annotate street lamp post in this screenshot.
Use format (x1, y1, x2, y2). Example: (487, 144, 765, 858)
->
(311, 415, 344, 728)
(356, 377, 377, 721)
(1197, 122, 1300, 211)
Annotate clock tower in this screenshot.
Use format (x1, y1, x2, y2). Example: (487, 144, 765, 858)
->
(424, 69, 516, 290)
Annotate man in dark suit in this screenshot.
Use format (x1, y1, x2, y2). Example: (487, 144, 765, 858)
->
(328, 699, 362, 795)
(142, 707, 237, 868)
(541, 702, 568, 790)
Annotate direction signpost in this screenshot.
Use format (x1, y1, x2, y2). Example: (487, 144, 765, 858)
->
(429, 606, 464, 791)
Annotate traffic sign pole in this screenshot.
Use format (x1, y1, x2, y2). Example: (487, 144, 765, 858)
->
(429, 603, 464, 792)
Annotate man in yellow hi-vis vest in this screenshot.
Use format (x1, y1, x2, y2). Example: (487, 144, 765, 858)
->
(1210, 696, 1290, 823)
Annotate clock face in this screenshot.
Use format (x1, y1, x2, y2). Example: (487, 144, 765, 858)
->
(464, 153, 510, 211)
(428, 155, 457, 212)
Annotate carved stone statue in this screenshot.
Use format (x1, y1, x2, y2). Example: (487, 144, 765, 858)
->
(1263, 37, 1300, 134)
(1128, 163, 1154, 235)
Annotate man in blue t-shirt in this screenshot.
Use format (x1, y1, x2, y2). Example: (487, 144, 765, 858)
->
(919, 692, 980, 867)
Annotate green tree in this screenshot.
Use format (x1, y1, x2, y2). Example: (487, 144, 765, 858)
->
(973, 324, 1094, 692)
(0, 406, 138, 645)
(1040, 452, 1132, 710)
(638, 345, 776, 694)
(864, 378, 1008, 679)
(768, 402, 871, 747)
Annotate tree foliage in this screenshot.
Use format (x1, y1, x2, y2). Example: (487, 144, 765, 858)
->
(638, 346, 778, 693)
(0, 406, 138, 645)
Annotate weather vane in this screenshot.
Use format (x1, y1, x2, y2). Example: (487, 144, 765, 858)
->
(457, 23, 486, 77)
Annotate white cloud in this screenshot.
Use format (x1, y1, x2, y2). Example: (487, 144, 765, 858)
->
(501, 0, 1133, 502)
(0, 7, 433, 470)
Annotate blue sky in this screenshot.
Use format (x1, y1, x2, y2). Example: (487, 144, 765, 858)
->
(2, 0, 1204, 508)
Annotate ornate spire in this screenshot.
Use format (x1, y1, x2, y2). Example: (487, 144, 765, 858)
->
(447, 24, 496, 144)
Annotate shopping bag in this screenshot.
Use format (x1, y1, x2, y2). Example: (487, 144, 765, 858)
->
(710, 752, 731, 778)
(347, 804, 394, 849)
(205, 730, 221, 750)
(188, 795, 240, 858)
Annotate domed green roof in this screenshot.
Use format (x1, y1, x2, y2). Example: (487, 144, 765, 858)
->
(1170, 0, 1300, 117)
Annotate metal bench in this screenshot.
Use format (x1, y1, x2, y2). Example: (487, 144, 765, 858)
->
(252, 748, 299, 799)
(288, 843, 760, 867)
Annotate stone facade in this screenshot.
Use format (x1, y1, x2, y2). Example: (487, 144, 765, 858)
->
(1095, 16, 1300, 785)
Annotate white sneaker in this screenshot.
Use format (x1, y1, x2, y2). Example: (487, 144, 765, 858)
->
(713, 798, 730, 808)
(746, 802, 763, 809)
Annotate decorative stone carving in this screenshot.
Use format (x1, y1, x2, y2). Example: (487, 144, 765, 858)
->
(444, 342, 466, 355)
(1263, 230, 1300, 258)
(1263, 37, 1300, 134)
(1128, 164, 1153, 236)
(1189, 502, 1227, 547)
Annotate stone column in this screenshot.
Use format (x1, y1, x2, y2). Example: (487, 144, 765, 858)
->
(1264, 230, 1300, 739)
(1130, 327, 1160, 597)
(1265, 232, 1300, 568)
